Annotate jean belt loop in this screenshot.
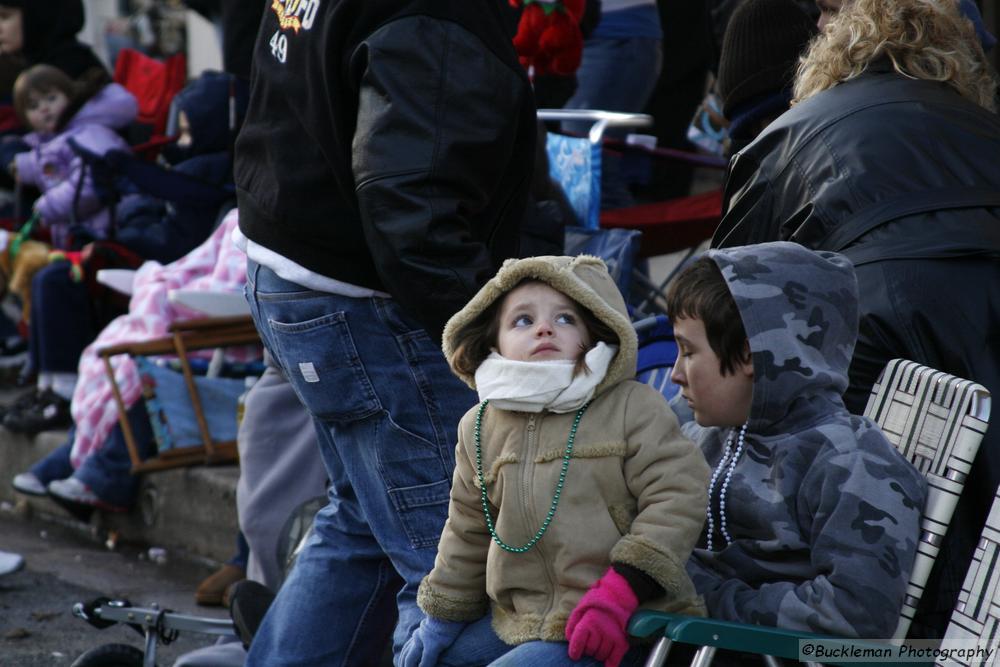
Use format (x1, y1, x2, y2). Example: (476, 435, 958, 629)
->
(248, 258, 264, 293)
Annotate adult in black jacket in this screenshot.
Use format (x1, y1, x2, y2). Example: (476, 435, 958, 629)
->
(0, 0, 106, 81)
(234, 1, 535, 664)
(712, 0, 1000, 639)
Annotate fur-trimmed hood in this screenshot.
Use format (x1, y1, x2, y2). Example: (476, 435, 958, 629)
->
(442, 254, 638, 394)
(426, 255, 707, 642)
(419, 370, 708, 643)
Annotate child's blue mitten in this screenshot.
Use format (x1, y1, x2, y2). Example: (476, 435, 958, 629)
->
(399, 615, 466, 667)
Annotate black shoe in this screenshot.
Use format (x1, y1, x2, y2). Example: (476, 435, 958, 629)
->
(4, 389, 71, 434)
(228, 580, 276, 650)
(0, 336, 27, 360)
(0, 388, 41, 423)
(45, 489, 95, 523)
(0, 337, 27, 381)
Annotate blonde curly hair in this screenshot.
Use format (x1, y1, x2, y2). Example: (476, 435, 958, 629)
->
(792, 0, 997, 111)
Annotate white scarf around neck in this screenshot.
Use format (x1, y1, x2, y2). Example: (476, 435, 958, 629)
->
(473, 342, 618, 413)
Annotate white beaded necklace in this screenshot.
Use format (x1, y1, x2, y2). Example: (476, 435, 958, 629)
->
(705, 421, 749, 551)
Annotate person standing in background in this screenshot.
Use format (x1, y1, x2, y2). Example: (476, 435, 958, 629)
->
(563, 0, 663, 209)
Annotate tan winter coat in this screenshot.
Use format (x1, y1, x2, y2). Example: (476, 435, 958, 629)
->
(420, 255, 709, 644)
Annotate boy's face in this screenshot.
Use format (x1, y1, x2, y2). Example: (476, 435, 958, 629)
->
(670, 316, 754, 428)
(176, 110, 193, 147)
(0, 7, 21, 55)
(26, 89, 69, 134)
(496, 281, 590, 362)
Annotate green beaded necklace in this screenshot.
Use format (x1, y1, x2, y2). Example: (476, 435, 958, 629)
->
(474, 399, 591, 554)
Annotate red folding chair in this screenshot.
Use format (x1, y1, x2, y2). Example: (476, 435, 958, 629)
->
(112, 48, 187, 158)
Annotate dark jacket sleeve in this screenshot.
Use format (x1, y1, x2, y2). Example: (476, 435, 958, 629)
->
(351, 16, 530, 338)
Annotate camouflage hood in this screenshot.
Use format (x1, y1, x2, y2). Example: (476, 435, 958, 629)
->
(707, 241, 858, 434)
(442, 255, 638, 395)
(679, 241, 926, 639)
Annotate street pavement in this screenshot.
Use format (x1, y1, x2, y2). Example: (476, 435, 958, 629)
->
(0, 511, 231, 666)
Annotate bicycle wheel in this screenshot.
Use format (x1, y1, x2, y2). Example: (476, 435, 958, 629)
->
(276, 494, 326, 584)
(71, 642, 146, 667)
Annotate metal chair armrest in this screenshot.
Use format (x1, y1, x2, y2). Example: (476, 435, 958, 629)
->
(629, 611, 898, 666)
(536, 109, 653, 145)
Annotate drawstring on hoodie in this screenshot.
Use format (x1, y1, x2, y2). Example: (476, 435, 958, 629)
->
(705, 420, 749, 551)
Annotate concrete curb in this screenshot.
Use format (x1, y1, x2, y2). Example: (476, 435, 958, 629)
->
(0, 427, 239, 565)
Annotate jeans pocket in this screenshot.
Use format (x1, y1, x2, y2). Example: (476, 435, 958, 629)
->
(387, 478, 452, 549)
(373, 297, 476, 449)
(375, 414, 454, 549)
(267, 312, 381, 422)
(374, 298, 425, 338)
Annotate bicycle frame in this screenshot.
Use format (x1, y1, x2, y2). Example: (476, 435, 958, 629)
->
(73, 598, 237, 667)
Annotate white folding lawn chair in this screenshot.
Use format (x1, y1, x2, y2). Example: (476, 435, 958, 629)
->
(629, 359, 991, 666)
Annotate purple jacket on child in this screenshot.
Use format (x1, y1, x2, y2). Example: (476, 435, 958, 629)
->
(15, 83, 138, 249)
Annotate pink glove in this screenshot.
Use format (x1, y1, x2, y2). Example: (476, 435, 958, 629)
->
(565, 567, 639, 667)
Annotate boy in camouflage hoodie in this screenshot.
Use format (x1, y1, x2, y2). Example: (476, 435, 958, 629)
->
(666, 241, 926, 638)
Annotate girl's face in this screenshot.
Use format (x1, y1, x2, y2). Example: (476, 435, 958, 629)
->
(25, 89, 69, 134)
(0, 7, 22, 55)
(670, 316, 754, 428)
(496, 282, 590, 362)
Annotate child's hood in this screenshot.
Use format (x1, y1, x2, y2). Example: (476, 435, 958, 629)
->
(442, 254, 638, 394)
(66, 83, 137, 132)
(707, 241, 859, 433)
(173, 71, 250, 157)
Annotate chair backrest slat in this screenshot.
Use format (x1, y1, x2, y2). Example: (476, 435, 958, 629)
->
(938, 504, 1000, 665)
(864, 359, 990, 641)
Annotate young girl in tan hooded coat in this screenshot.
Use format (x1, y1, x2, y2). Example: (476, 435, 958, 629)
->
(401, 255, 709, 667)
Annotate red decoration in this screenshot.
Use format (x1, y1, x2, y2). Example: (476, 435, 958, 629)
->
(510, 0, 585, 77)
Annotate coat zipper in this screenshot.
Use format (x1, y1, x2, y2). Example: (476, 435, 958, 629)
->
(522, 412, 559, 625)
(521, 413, 537, 533)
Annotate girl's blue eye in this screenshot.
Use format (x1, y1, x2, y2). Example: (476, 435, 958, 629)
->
(513, 315, 532, 327)
(555, 313, 576, 325)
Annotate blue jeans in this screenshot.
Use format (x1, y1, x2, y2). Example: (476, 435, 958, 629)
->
(563, 36, 663, 210)
(438, 614, 649, 666)
(30, 263, 99, 374)
(30, 400, 156, 509)
(244, 261, 476, 666)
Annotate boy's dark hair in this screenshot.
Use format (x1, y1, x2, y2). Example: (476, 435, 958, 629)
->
(451, 279, 618, 378)
(665, 256, 749, 375)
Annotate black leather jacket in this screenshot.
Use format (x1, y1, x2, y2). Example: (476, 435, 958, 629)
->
(236, 1, 535, 340)
(713, 65, 1000, 637)
(714, 63, 1000, 401)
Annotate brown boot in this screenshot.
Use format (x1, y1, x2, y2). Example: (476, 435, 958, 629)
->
(195, 563, 246, 606)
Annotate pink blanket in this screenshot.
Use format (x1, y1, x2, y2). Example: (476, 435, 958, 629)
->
(70, 209, 252, 467)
